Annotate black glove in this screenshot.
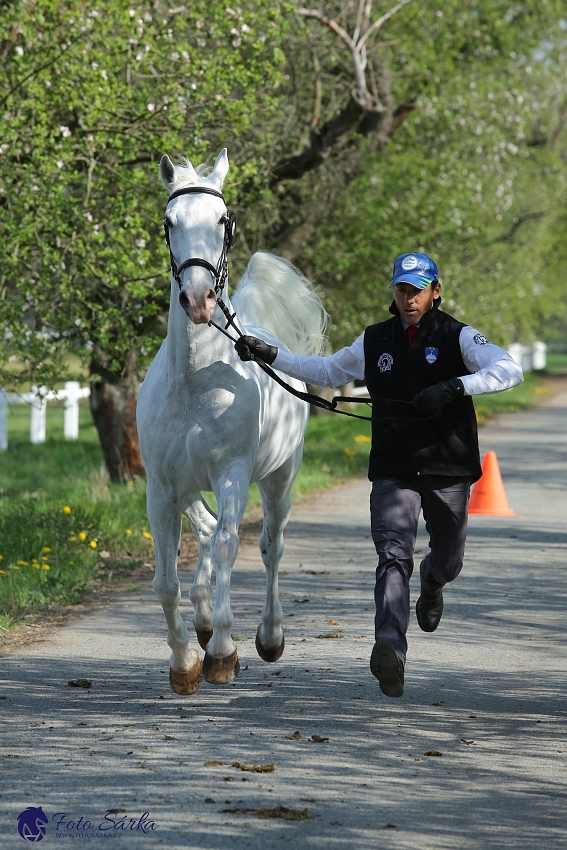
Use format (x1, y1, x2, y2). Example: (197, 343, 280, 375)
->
(235, 335, 278, 365)
(413, 378, 465, 417)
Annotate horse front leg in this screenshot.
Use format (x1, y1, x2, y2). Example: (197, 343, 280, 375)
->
(147, 479, 202, 695)
(255, 448, 301, 663)
(203, 466, 249, 684)
(185, 494, 217, 650)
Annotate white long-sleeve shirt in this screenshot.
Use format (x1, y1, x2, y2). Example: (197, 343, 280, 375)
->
(272, 324, 524, 396)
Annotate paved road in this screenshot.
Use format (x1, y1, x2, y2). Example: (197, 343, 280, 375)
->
(2, 391, 567, 849)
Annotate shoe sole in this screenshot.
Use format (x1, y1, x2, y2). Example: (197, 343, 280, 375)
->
(370, 640, 404, 698)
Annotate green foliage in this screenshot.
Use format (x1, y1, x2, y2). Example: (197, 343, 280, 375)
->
(303, 9, 567, 347)
(0, 0, 287, 388)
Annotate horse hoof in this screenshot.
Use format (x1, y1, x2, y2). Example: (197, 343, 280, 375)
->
(255, 630, 285, 663)
(169, 657, 203, 695)
(203, 649, 240, 684)
(195, 627, 213, 650)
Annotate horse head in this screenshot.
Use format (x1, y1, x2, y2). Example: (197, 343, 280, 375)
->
(160, 149, 232, 324)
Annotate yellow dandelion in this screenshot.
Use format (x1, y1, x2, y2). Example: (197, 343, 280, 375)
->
(0, 554, 3, 561)
(13, 565, 20, 571)
(79, 532, 87, 541)
(69, 536, 76, 542)
(17, 560, 28, 566)
(33, 564, 40, 570)
(354, 434, 371, 443)
(343, 447, 356, 457)
(0, 569, 6, 575)
(143, 531, 153, 541)
(89, 540, 97, 549)
(68, 560, 74, 565)
(63, 506, 71, 514)
(127, 480, 134, 487)
(125, 529, 132, 535)
(42, 564, 50, 570)
(41, 555, 48, 561)
(42, 546, 51, 553)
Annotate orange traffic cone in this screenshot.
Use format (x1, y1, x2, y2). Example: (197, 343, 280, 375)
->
(468, 451, 515, 516)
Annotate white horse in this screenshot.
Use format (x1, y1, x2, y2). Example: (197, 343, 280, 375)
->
(137, 149, 327, 694)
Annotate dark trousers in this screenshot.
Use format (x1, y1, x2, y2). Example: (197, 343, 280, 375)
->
(370, 475, 473, 664)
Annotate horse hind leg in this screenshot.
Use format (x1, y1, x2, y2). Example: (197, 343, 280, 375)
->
(185, 494, 217, 650)
(256, 450, 300, 663)
(147, 480, 202, 695)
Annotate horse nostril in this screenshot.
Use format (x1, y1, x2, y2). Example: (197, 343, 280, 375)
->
(179, 290, 190, 312)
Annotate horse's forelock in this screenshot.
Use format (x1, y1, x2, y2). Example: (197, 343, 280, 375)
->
(169, 159, 214, 192)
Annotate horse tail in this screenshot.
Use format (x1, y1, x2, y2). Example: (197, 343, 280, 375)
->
(231, 251, 328, 356)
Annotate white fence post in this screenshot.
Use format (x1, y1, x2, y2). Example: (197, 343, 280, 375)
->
(0, 390, 7, 451)
(30, 386, 47, 444)
(532, 341, 547, 370)
(64, 381, 81, 440)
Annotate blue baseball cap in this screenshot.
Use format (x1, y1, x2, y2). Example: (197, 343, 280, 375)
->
(390, 252, 439, 289)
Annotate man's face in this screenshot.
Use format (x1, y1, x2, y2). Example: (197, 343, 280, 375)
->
(393, 281, 441, 326)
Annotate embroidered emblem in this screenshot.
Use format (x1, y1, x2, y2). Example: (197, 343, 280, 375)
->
(473, 334, 490, 346)
(378, 353, 394, 373)
(401, 255, 418, 271)
(425, 346, 439, 364)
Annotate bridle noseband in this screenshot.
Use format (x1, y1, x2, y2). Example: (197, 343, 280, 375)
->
(163, 186, 236, 296)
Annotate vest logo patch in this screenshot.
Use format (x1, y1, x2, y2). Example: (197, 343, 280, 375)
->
(377, 353, 394, 372)
(473, 333, 490, 346)
(425, 346, 439, 364)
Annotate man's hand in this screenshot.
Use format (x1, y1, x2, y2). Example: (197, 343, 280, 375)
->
(235, 335, 278, 365)
(413, 378, 465, 417)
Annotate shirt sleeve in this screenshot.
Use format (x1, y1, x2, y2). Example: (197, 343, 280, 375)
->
(458, 326, 524, 395)
(271, 333, 366, 387)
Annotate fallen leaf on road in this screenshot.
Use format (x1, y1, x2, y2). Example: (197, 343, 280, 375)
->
(204, 760, 226, 766)
(285, 731, 301, 740)
(220, 806, 311, 820)
(461, 739, 475, 745)
(316, 633, 343, 639)
(384, 823, 398, 829)
(232, 761, 275, 773)
(304, 570, 330, 575)
(294, 598, 310, 603)
(424, 750, 443, 757)
(164, 735, 176, 741)
(310, 735, 329, 743)
(68, 679, 92, 688)
(327, 620, 341, 625)
(224, 776, 235, 782)
(431, 701, 444, 706)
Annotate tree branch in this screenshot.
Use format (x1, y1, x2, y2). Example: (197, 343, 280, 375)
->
(359, 0, 415, 49)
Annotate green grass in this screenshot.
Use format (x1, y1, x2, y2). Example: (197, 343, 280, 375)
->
(0, 373, 546, 630)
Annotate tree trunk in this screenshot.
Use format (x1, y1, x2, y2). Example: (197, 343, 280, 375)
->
(89, 351, 145, 482)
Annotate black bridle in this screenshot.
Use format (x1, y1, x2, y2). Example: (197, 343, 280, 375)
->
(163, 185, 239, 334)
(162, 186, 432, 423)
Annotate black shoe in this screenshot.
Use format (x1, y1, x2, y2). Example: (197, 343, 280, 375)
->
(370, 640, 404, 698)
(416, 586, 444, 632)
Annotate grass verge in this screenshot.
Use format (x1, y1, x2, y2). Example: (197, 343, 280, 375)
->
(0, 372, 548, 633)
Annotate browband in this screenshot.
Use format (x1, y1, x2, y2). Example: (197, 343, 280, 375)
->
(167, 186, 225, 204)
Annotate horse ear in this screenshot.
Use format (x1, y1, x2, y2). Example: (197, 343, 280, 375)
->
(209, 148, 229, 190)
(160, 155, 176, 190)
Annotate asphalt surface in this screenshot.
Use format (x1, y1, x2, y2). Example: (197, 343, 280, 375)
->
(2, 389, 567, 849)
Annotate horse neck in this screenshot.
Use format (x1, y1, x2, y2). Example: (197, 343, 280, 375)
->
(166, 277, 235, 378)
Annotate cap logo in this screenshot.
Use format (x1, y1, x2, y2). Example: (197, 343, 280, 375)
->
(401, 256, 418, 270)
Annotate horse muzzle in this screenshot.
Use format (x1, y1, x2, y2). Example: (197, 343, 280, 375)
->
(179, 286, 217, 324)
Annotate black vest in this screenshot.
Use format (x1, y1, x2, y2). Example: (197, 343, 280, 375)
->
(363, 301, 482, 481)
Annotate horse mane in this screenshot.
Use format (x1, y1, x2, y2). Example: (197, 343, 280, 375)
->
(232, 251, 328, 356)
